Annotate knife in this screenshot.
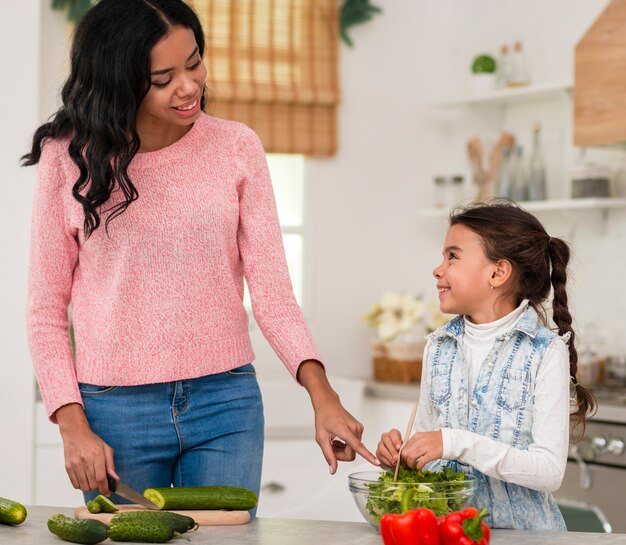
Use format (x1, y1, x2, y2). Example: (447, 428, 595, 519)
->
(106, 475, 160, 510)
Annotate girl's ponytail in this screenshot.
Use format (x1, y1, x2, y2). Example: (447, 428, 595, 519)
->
(548, 237, 596, 441)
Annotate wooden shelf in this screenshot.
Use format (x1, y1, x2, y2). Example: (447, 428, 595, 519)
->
(418, 198, 626, 218)
(433, 81, 572, 108)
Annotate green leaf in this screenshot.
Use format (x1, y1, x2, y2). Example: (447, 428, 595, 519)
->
(339, 0, 382, 47)
(51, 0, 98, 23)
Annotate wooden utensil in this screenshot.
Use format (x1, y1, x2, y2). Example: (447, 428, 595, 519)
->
(74, 504, 250, 526)
(393, 402, 418, 481)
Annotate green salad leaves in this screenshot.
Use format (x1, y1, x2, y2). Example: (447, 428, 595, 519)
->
(365, 467, 472, 523)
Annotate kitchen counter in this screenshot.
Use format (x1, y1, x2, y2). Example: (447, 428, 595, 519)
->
(365, 380, 626, 424)
(3, 506, 626, 544)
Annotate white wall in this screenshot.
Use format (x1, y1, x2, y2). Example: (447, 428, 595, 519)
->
(0, 0, 41, 502)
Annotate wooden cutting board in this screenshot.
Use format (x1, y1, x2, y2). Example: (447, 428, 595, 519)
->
(75, 504, 250, 526)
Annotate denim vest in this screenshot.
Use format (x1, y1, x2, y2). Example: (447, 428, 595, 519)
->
(425, 306, 566, 530)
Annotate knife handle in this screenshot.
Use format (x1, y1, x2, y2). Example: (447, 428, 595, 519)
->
(106, 475, 118, 493)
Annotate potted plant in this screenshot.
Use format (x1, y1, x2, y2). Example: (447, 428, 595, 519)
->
(470, 54, 498, 93)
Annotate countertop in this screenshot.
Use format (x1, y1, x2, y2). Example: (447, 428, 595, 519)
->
(365, 380, 626, 424)
(3, 506, 626, 544)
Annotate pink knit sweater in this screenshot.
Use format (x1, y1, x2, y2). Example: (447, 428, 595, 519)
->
(28, 113, 321, 420)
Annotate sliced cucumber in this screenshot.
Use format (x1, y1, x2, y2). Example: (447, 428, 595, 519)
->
(93, 494, 118, 513)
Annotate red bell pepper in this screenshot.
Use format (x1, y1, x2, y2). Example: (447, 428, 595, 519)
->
(439, 507, 490, 545)
(380, 489, 439, 545)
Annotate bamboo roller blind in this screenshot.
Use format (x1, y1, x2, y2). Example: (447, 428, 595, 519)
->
(188, 0, 340, 156)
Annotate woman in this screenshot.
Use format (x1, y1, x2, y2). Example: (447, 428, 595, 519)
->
(23, 0, 377, 505)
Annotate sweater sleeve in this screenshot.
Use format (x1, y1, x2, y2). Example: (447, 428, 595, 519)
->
(440, 337, 570, 492)
(27, 140, 82, 421)
(235, 126, 322, 379)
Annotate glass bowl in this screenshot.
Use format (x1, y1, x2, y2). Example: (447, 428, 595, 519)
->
(348, 470, 477, 529)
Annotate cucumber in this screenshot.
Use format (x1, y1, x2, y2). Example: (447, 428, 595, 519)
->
(111, 511, 197, 533)
(107, 519, 176, 543)
(143, 486, 258, 510)
(47, 514, 108, 544)
(0, 497, 27, 525)
(86, 501, 101, 514)
(93, 494, 118, 513)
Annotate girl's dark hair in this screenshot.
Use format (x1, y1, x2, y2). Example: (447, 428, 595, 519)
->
(450, 200, 596, 441)
(21, 0, 206, 238)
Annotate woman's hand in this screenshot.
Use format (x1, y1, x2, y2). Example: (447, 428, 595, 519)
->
(376, 428, 403, 468)
(55, 403, 119, 495)
(401, 430, 443, 470)
(297, 361, 379, 474)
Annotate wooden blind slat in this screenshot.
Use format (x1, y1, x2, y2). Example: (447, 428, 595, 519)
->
(188, 0, 339, 156)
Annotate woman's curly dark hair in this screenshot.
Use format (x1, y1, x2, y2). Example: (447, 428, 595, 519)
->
(450, 200, 596, 441)
(21, 0, 206, 238)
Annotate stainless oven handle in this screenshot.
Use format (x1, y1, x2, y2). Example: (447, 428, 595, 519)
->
(569, 444, 592, 490)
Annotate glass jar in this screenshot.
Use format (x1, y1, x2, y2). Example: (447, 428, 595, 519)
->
(434, 175, 465, 209)
(433, 176, 446, 208)
(446, 175, 465, 208)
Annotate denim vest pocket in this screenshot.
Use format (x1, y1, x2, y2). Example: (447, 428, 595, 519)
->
(496, 368, 531, 411)
(78, 383, 118, 396)
(227, 363, 257, 377)
(430, 363, 452, 405)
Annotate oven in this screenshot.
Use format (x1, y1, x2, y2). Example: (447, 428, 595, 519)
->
(555, 413, 626, 533)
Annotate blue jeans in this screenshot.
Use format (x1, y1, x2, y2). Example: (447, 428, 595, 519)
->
(79, 363, 264, 515)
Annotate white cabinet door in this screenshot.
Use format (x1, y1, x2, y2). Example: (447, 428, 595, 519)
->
(258, 439, 369, 522)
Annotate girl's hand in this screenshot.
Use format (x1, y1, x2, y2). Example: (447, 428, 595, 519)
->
(297, 361, 379, 474)
(55, 403, 119, 495)
(401, 430, 443, 470)
(376, 429, 404, 468)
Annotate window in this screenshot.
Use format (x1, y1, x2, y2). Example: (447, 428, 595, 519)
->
(243, 154, 306, 312)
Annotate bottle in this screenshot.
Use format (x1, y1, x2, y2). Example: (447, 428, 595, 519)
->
(497, 44, 512, 88)
(508, 41, 530, 87)
(509, 145, 529, 202)
(495, 147, 512, 198)
(528, 122, 546, 200)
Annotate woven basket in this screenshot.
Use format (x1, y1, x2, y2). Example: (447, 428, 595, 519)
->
(371, 340, 423, 383)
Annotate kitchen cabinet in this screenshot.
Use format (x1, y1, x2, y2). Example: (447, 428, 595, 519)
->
(256, 376, 368, 522)
(574, 0, 626, 146)
(258, 438, 363, 522)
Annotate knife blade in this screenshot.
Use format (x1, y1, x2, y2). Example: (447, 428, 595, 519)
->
(107, 475, 160, 510)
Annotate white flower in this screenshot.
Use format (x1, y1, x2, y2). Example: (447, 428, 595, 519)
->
(363, 291, 429, 343)
(380, 292, 403, 310)
(378, 321, 400, 342)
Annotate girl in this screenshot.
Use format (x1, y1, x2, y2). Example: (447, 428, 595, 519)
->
(23, 0, 376, 507)
(376, 202, 595, 530)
